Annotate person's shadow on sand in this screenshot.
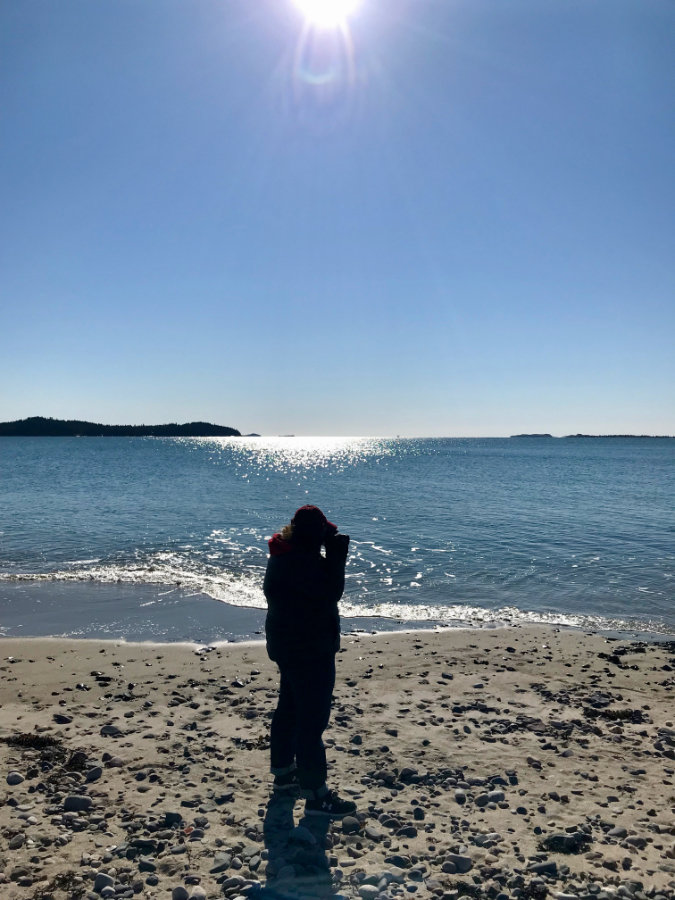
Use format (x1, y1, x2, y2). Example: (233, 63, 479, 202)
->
(258, 792, 337, 899)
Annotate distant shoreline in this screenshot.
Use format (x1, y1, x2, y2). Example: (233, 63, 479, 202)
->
(0, 416, 240, 437)
(510, 432, 674, 439)
(0, 418, 672, 438)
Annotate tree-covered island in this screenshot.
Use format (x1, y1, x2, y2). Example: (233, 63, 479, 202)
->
(0, 417, 241, 437)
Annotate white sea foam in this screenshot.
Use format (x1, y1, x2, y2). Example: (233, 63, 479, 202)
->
(2, 560, 673, 636)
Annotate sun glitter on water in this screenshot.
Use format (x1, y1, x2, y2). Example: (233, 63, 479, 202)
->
(292, 0, 362, 28)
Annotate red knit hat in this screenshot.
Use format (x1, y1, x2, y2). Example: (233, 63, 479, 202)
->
(291, 505, 337, 539)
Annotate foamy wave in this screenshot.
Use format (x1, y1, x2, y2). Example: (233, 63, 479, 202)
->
(2, 561, 673, 637)
(339, 598, 672, 634)
(0, 555, 268, 611)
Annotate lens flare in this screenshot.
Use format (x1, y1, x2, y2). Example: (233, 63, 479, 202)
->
(292, 0, 361, 28)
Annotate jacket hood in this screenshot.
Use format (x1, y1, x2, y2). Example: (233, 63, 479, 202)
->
(268, 533, 294, 556)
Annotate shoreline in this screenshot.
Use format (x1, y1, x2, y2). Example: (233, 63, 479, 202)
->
(1, 580, 674, 645)
(0, 626, 673, 899)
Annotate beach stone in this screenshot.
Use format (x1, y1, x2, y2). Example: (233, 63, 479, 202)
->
(209, 851, 232, 874)
(9, 834, 25, 849)
(94, 872, 115, 892)
(53, 713, 73, 724)
(100, 724, 123, 737)
(541, 832, 588, 853)
(342, 816, 361, 835)
(189, 890, 207, 900)
(171, 888, 189, 900)
(6, 771, 25, 786)
(454, 790, 466, 804)
(381, 868, 406, 885)
(86, 766, 103, 783)
(365, 825, 385, 842)
(385, 855, 411, 869)
(528, 861, 558, 876)
(445, 853, 472, 874)
(358, 886, 380, 900)
(64, 795, 93, 812)
(164, 811, 183, 827)
(10, 866, 30, 881)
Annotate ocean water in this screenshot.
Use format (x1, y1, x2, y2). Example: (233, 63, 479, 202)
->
(0, 436, 673, 641)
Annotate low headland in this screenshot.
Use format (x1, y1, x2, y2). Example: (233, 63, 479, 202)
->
(0, 627, 673, 899)
(0, 417, 240, 437)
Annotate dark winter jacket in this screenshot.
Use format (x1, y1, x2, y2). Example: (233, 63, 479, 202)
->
(263, 534, 347, 662)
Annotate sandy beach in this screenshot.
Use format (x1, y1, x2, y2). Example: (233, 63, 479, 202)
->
(0, 626, 673, 900)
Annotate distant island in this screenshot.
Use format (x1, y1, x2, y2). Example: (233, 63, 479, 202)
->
(0, 416, 241, 437)
(561, 433, 673, 439)
(510, 433, 672, 439)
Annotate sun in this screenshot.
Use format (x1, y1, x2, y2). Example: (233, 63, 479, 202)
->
(292, 0, 362, 28)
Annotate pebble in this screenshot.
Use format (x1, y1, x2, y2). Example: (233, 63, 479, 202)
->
(188, 890, 207, 900)
(100, 724, 123, 737)
(171, 888, 189, 900)
(6, 771, 25, 786)
(445, 853, 472, 874)
(342, 815, 361, 835)
(209, 851, 232, 874)
(542, 832, 588, 853)
(53, 713, 73, 724)
(64, 795, 93, 812)
(93, 872, 115, 893)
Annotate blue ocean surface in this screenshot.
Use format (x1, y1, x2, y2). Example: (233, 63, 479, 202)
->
(0, 436, 673, 641)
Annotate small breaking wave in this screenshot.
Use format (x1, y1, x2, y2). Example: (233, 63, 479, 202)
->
(2, 557, 673, 638)
(0, 553, 267, 611)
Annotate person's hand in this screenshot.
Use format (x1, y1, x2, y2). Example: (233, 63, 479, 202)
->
(325, 532, 350, 558)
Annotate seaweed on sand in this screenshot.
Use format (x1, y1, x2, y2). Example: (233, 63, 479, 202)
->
(31, 870, 87, 899)
(0, 732, 88, 772)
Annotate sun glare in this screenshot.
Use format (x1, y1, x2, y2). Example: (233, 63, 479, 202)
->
(293, 0, 361, 28)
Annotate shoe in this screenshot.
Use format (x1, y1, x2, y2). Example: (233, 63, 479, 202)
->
(272, 769, 300, 793)
(304, 789, 357, 819)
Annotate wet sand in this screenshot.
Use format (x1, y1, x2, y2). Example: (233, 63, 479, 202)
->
(0, 626, 673, 900)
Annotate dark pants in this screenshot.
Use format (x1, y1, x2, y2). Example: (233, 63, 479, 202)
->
(270, 653, 336, 791)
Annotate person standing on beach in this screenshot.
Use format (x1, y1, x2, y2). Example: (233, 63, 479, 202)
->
(263, 505, 357, 819)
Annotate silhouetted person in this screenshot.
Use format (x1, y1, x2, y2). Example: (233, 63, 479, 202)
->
(263, 505, 356, 818)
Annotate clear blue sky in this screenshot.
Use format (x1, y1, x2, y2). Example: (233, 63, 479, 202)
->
(1, 0, 673, 436)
